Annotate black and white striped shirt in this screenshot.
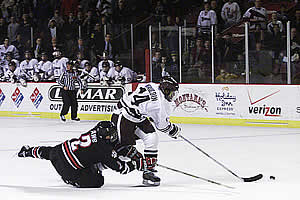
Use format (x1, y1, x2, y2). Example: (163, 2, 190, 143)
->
(58, 70, 84, 90)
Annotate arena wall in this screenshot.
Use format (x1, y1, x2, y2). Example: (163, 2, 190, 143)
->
(0, 83, 299, 128)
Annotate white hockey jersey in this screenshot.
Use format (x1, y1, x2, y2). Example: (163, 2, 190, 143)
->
(36, 61, 54, 80)
(1, 58, 19, 73)
(117, 83, 172, 131)
(52, 57, 68, 79)
(77, 59, 89, 69)
(4, 67, 24, 82)
(98, 60, 114, 72)
(80, 67, 99, 82)
(197, 10, 217, 33)
(221, 2, 241, 24)
(20, 59, 39, 80)
(99, 68, 113, 80)
(0, 44, 20, 61)
(109, 66, 137, 84)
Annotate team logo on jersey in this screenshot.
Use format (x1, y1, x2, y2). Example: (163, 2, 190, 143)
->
(11, 87, 24, 108)
(111, 150, 117, 158)
(30, 87, 43, 109)
(48, 85, 125, 102)
(174, 88, 208, 113)
(0, 88, 5, 107)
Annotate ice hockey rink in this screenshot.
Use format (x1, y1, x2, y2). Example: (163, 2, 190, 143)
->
(0, 117, 299, 200)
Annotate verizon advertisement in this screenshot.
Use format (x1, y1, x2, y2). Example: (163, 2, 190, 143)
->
(0, 83, 130, 115)
(172, 84, 299, 121)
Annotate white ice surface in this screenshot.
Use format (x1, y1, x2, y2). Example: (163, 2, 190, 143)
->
(0, 117, 300, 200)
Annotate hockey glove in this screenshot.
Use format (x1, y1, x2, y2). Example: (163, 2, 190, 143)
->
(117, 160, 135, 175)
(168, 124, 181, 139)
(117, 145, 143, 160)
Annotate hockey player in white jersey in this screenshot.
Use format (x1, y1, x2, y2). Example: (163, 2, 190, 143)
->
(79, 61, 99, 83)
(109, 60, 137, 84)
(52, 49, 68, 80)
(35, 52, 54, 81)
(0, 52, 19, 74)
(19, 50, 38, 81)
(99, 61, 113, 86)
(4, 61, 25, 84)
(98, 51, 114, 72)
(0, 38, 20, 63)
(111, 76, 181, 186)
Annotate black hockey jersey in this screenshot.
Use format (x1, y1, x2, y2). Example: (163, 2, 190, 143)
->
(61, 128, 120, 172)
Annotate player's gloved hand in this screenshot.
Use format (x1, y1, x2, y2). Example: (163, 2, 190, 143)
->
(168, 124, 181, 139)
(117, 145, 143, 160)
(132, 157, 144, 171)
(117, 160, 135, 175)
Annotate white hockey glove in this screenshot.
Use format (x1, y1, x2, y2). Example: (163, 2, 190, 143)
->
(168, 124, 181, 139)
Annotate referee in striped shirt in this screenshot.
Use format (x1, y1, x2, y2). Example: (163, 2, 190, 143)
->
(58, 60, 84, 122)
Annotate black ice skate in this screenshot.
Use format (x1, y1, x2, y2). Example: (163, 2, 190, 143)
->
(18, 145, 32, 157)
(142, 171, 160, 186)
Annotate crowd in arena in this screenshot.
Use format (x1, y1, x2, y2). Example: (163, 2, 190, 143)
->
(0, 0, 299, 85)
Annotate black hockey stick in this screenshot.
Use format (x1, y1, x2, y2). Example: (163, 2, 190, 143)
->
(179, 135, 263, 182)
(157, 164, 234, 189)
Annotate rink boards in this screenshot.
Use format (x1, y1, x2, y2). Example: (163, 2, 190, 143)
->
(0, 82, 299, 128)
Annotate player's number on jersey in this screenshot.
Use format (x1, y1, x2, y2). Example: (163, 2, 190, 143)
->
(70, 133, 92, 151)
(132, 87, 150, 106)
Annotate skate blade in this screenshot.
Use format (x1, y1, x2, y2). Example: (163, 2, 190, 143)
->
(142, 179, 160, 186)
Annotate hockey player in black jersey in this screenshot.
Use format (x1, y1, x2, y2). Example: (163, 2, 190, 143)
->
(17, 121, 143, 188)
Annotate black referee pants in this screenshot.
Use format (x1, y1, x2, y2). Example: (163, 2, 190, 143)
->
(60, 90, 78, 119)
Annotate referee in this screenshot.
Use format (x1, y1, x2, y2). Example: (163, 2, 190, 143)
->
(58, 60, 84, 122)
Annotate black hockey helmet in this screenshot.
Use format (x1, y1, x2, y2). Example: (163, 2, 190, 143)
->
(94, 121, 118, 146)
(159, 76, 179, 102)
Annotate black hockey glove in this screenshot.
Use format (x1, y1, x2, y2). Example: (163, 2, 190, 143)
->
(168, 124, 181, 139)
(117, 160, 135, 175)
(117, 145, 143, 160)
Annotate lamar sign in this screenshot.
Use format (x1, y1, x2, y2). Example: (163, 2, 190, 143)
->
(48, 85, 124, 103)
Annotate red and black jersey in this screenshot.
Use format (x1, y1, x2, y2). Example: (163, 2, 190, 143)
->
(60, 129, 120, 172)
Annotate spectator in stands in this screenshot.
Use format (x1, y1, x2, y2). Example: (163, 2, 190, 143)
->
(249, 42, 273, 83)
(222, 33, 237, 71)
(47, 19, 63, 44)
(210, 0, 224, 31)
(169, 51, 179, 81)
(267, 12, 283, 34)
(266, 24, 283, 60)
(74, 10, 85, 28)
(63, 12, 77, 58)
(60, 0, 79, 17)
(277, 4, 289, 27)
(49, 9, 65, 29)
(34, 37, 47, 60)
(243, 0, 267, 30)
(100, 15, 113, 35)
(0, 18, 8, 44)
(197, 1, 217, 36)
(249, 24, 264, 50)
(49, 37, 63, 59)
(112, 0, 130, 51)
(151, 32, 161, 50)
(7, 16, 20, 43)
(90, 23, 105, 56)
(96, 0, 113, 23)
(291, 10, 300, 33)
(18, 14, 32, 47)
(221, 0, 241, 28)
(82, 10, 97, 39)
(154, 0, 167, 24)
(11, 34, 25, 60)
(152, 50, 161, 66)
(102, 33, 116, 60)
(190, 38, 204, 65)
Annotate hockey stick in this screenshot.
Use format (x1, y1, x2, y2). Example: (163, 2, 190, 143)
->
(157, 164, 234, 189)
(179, 135, 263, 182)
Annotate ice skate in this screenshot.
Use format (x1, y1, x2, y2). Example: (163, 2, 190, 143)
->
(18, 145, 31, 158)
